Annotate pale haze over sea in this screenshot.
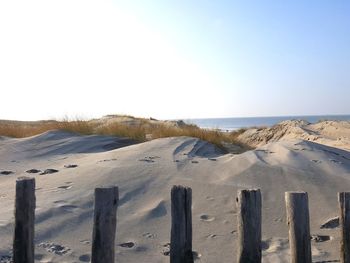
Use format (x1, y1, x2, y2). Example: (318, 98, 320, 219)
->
(185, 115, 350, 131)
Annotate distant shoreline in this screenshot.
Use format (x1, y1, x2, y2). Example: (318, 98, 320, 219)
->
(184, 115, 350, 131)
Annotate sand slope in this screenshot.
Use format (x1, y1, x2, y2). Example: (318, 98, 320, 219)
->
(238, 120, 350, 152)
(0, 127, 350, 262)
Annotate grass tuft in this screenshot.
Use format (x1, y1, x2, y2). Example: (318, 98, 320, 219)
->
(0, 116, 250, 152)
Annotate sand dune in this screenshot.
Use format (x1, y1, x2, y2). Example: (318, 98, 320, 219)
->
(239, 120, 350, 151)
(0, 121, 350, 262)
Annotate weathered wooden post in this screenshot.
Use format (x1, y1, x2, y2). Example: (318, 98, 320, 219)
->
(339, 192, 350, 263)
(91, 186, 119, 263)
(170, 185, 193, 263)
(237, 189, 262, 263)
(285, 192, 312, 263)
(13, 177, 36, 263)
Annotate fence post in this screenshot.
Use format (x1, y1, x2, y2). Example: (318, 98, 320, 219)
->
(13, 177, 36, 263)
(91, 186, 119, 263)
(339, 192, 350, 262)
(170, 185, 193, 263)
(285, 192, 312, 263)
(237, 189, 262, 263)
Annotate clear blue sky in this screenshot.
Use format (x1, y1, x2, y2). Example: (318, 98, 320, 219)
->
(0, 0, 349, 120)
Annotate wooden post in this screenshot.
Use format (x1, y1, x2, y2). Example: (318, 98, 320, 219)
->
(91, 186, 119, 263)
(237, 189, 262, 263)
(339, 192, 350, 263)
(13, 177, 36, 263)
(170, 185, 193, 263)
(285, 192, 312, 263)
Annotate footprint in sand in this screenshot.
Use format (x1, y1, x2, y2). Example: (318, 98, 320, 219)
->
(53, 200, 67, 204)
(0, 170, 13, 175)
(206, 196, 215, 201)
(256, 150, 275, 154)
(142, 232, 156, 239)
(206, 234, 217, 239)
(119, 242, 135, 248)
(57, 185, 72, 190)
(208, 158, 217, 161)
(200, 214, 215, 222)
(80, 240, 91, 245)
(57, 182, 73, 190)
(38, 242, 70, 255)
(311, 235, 333, 242)
(320, 217, 339, 229)
(40, 169, 59, 175)
(64, 164, 78, 168)
(311, 159, 322, 164)
(148, 156, 160, 160)
(330, 159, 342, 164)
(60, 205, 79, 212)
(53, 199, 78, 212)
(139, 156, 160, 162)
(79, 254, 90, 262)
(99, 158, 117, 162)
(139, 158, 155, 163)
(26, 169, 41, 174)
(191, 160, 199, 164)
(161, 244, 201, 260)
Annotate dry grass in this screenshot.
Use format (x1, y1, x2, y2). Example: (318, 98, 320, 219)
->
(0, 119, 95, 138)
(148, 124, 249, 151)
(95, 123, 146, 141)
(0, 116, 250, 151)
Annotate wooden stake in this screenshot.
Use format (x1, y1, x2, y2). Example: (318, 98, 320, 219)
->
(91, 186, 119, 263)
(339, 192, 350, 263)
(13, 177, 36, 263)
(237, 189, 262, 263)
(170, 185, 193, 263)
(285, 192, 312, 263)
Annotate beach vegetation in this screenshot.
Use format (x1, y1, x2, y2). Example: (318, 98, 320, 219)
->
(0, 115, 250, 152)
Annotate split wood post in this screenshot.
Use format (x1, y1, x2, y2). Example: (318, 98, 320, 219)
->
(13, 177, 36, 263)
(339, 192, 350, 263)
(285, 192, 312, 263)
(237, 189, 262, 263)
(91, 186, 119, 263)
(170, 185, 193, 263)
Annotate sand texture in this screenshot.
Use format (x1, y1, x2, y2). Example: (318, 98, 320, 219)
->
(1, 120, 350, 262)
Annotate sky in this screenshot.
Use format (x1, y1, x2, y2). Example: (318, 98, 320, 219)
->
(0, 0, 349, 120)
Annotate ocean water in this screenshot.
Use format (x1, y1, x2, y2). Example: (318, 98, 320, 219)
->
(184, 115, 350, 131)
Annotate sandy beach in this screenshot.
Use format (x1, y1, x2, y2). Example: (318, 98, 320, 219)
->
(0, 119, 349, 262)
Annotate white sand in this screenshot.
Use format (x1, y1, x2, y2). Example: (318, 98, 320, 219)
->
(0, 121, 350, 262)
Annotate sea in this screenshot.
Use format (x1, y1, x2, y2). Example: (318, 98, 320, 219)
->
(184, 115, 350, 131)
